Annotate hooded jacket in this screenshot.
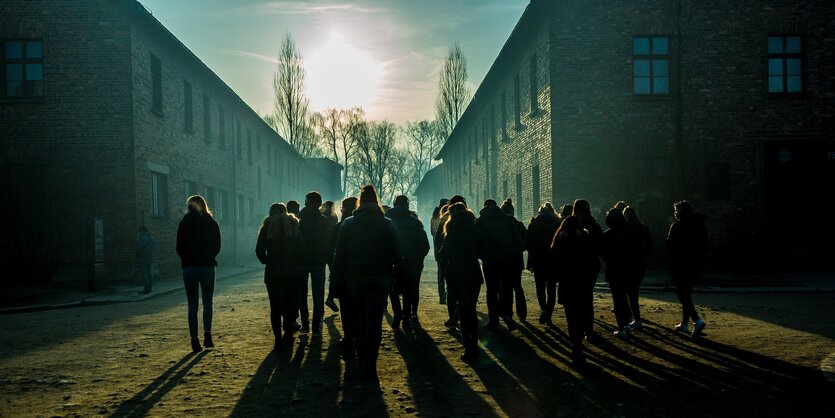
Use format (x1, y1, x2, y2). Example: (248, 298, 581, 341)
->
(298, 205, 333, 267)
(331, 203, 405, 283)
(549, 229, 597, 305)
(438, 210, 484, 288)
(526, 212, 560, 271)
(475, 204, 524, 267)
(667, 213, 707, 279)
(176, 212, 221, 268)
(386, 205, 430, 264)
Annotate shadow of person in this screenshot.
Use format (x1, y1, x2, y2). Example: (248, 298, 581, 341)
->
(109, 350, 208, 417)
(229, 337, 306, 417)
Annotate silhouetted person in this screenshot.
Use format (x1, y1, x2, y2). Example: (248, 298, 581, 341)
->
(613, 201, 628, 211)
(287, 200, 300, 216)
(667, 200, 708, 337)
(601, 208, 636, 338)
(176, 195, 221, 353)
(297, 191, 332, 336)
(331, 185, 405, 382)
(431, 198, 449, 305)
(624, 206, 652, 330)
(500, 198, 528, 322)
(256, 203, 302, 352)
(438, 203, 484, 361)
(387, 195, 430, 329)
(135, 225, 156, 294)
(559, 204, 573, 221)
(320, 200, 339, 227)
(526, 203, 560, 325)
(572, 199, 602, 340)
(549, 216, 597, 364)
(327, 197, 359, 350)
(476, 199, 523, 330)
(435, 194, 466, 328)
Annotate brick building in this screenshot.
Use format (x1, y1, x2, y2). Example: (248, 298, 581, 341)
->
(426, 0, 835, 269)
(0, 0, 341, 282)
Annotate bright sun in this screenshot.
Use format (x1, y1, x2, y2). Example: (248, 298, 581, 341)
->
(306, 31, 381, 110)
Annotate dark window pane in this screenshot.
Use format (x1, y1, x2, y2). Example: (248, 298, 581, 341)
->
(634, 77, 650, 94)
(768, 59, 783, 76)
(26, 41, 42, 58)
(787, 58, 802, 75)
(768, 76, 784, 92)
(653, 77, 669, 94)
(633, 37, 649, 55)
(6, 80, 23, 97)
(634, 60, 650, 77)
(5, 42, 22, 58)
(653, 59, 669, 77)
(787, 36, 801, 54)
(787, 76, 802, 92)
(768, 36, 783, 54)
(6, 64, 22, 80)
(26, 80, 43, 97)
(652, 37, 668, 54)
(25, 63, 43, 80)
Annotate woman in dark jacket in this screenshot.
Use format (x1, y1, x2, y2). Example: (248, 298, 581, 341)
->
(549, 216, 597, 364)
(331, 185, 405, 383)
(176, 195, 222, 353)
(526, 203, 560, 325)
(601, 208, 636, 338)
(623, 206, 652, 330)
(667, 200, 708, 337)
(256, 203, 303, 352)
(439, 203, 485, 361)
(571, 199, 602, 340)
(500, 198, 528, 322)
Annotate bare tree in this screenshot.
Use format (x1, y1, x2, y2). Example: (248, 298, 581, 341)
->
(353, 121, 398, 200)
(403, 120, 444, 192)
(435, 42, 471, 140)
(315, 107, 365, 195)
(272, 33, 318, 157)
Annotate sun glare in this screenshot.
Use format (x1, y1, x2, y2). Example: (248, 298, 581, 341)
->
(306, 31, 381, 110)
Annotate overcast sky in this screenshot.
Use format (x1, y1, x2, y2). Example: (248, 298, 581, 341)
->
(137, 0, 528, 123)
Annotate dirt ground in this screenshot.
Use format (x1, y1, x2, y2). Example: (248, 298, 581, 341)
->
(1, 261, 834, 417)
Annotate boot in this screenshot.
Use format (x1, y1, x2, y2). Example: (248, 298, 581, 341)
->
(203, 332, 214, 348)
(191, 338, 202, 353)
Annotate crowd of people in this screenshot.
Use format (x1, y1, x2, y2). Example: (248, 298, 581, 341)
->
(173, 185, 709, 381)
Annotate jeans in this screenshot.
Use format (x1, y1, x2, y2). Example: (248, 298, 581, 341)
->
(183, 266, 215, 339)
(436, 261, 446, 301)
(675, 279, 700, 324)
(562, 301, 585, 357)
(348, 275, 390, 371)
(500, 267, 527, 320)
(626, 274, 644, 323)
(266, 279, 298, 340)
(298, 265, 326, 328)
(139, 263, 153, 292)
(609, 280, 630, 329)
(534, 267, 556, 317)
(402, 263, 423, 318)
(442, 265, 458, 321)
(452, 281, 481, 353)
(481, 261, 505, 323)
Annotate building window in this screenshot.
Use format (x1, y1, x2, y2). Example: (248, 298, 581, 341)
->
(515, 173, 523, 216)
(257, 167, 262, 200)
(236, 194, 244, 224)
(256, 133, 261, 152)
(150, 171, 168, 217)
(183, 80, 193, 132)
(247, 128, 253, 165)
(490, 104, 497, 148)
(236, 120, 242, 160)
(218, 107, 226, 148)
(150, 54, 162, 113)
(503, 178, 508, 200)
(203, 93, 211, 141)
(501, 92, 508, 140)
(514, 74, 522, 129)
(185, 180, 197, 199)
(217, 190, 228, 222)
(530, 53, 539, 113)
(202, 186, 215, 210)
(633, 36, 669, 95)
(768, 35, 803, 94)
(4, 40, 43, 98)
(532, 164, 540, 217)
(247, 197, 255, 225)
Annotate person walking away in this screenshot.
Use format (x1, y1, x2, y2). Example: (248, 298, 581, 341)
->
(331, 185, 406, 383)
(549, 216, 597, 364)
(176, 195, 221, 353)
(500, 198, 528, 322)
(601, 208, 637, 338)
(321, 200, 339, 227)
(667, 200, 708, 337)
(475, 199, 522, 331)
(526, 203, 560, 325)
(256, 203, 303, 352)
(438, 203, 485, 361)
(327, 197, 359, 350)
(431, 198, 450, 305)
(623, 206, 652, 330)
(572, 199, 602, 341)
(435, 195, 467, 328)
(387, 195, 430, 329)
(559, 204, 573, 221)
(297, 191, 333, 336)
(287, 200, 300, 216)
(135, 226, 156, 294)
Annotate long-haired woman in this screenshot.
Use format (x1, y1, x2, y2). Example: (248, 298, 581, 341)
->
(623, 206, 652, 330)
(256, 203, 303, 352)
(176, 195, 222, 353)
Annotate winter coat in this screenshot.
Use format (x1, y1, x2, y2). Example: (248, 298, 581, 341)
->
(298, 206, 333, 267)
(474, 205, 524, 268)
(255, 217, 304, 285)
(430, 206, 442, 238)
(601, 226, 639, 284)
(176, 212, 221, 268)
(433, 211, 451, 258)
(135, 231, 156, 265)
(549, 229, 597, 305)
(628, 222, 653, 277)
(386, 205, 430, 266)
(526, 213, 560, 271)
(667, 213, 707, 279)
(331, 203, 406, 285)
(577, 215, 603, 275)
(438, 212, 484, 289)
